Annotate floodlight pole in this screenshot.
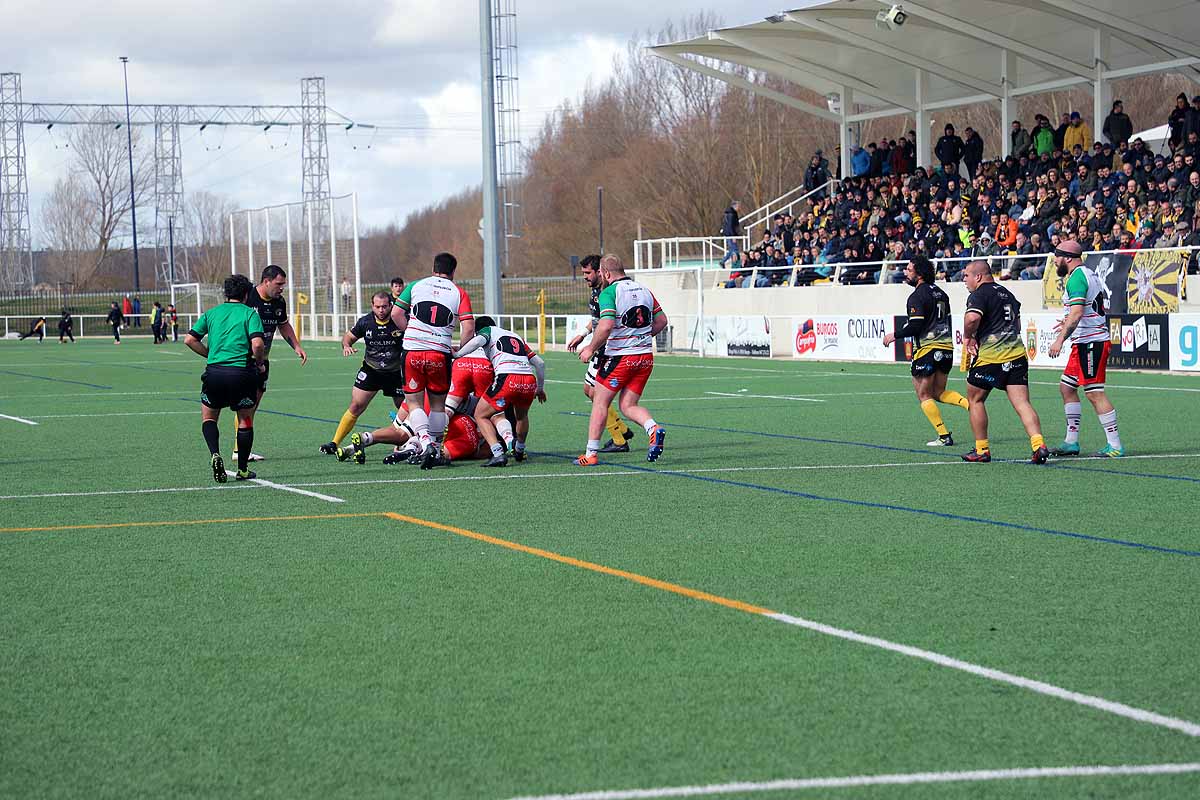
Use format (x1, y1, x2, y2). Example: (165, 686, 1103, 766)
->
(120, 57, 140, 292)
(167, 215, 175, 284)
(479, 0, 503, 314)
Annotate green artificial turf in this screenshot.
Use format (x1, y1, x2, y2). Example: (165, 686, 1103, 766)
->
(1, 338, 1198, 799)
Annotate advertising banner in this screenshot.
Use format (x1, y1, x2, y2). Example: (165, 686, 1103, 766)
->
(792, 315, 893, 361)
(1044, 250, 1186, 315)
(565, 315, 592, 346)
(1021, 312, 1072, 369)
(1107, 314, 1170, 370)
(1169, 313, 1200, 372)
(695, 316, 773, 357)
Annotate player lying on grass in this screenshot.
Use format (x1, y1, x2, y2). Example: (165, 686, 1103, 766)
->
(336, 395, 490, 469)
(319, 292, 406, 455)
(575, 255, 668, 466)
(451, 315, 547, 467)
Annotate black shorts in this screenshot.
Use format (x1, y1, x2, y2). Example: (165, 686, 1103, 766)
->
(256, 359, 270, 391)
(354, 364, 404, 397)
(911, 348, 953, 377)
(201, 365, 259, 411)
(967, 357, 1029, 392)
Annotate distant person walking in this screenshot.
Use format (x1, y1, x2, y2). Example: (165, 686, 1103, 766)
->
(150, 301, 165, 344)
(58, 309, 75, 343)
(720, 200, 742, 268)
(107, 301, 124, 344)
(132, 295, 142, 327)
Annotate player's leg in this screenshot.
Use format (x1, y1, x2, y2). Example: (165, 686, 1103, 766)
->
(576, 383, 617, 466)
(913, 371, 953, 446)
(933, 364, 968, 410)
(494, 404, 516, 452)
(472, 396, 507, 467)
(1005, 384, 1048, 463)
(1053, 345, 1085, 455)
(425, 353, 452, 444)
(511, 405, 531, 461)
(235, 362, 269, 463)
(326, 386, 376, 455)
(963, 384, 992, 462)
(1078, 341, 1121, 456)
(233, 406, 258, 479)
(200, 400, 226, 483)
(614, 357, 664, 461)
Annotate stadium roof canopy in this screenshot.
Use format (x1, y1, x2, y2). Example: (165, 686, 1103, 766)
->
(651, 0, 1200, 172)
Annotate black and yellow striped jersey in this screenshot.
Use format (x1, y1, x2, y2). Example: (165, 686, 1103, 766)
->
(965, 282, 1026, 366)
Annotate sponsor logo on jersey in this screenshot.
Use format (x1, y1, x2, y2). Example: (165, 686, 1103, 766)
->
(609, 378, 619, 388)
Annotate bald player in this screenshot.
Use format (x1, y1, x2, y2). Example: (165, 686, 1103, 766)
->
(960, 260, 1049, 464)
(1046, 239, 1123, 457)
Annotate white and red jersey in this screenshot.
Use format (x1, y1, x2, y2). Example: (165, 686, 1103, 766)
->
(396, 276, 473, 354)
(476, 325, 536, 376)
(598, 278, 663, 356)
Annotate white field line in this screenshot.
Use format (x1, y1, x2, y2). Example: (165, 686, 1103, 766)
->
(30, 411, 196, 419)
(0, 413, 37, 425)
(0, 385, 352, 400)
(506, 762, 1200, 800)
(4, 453, 1198, 502)
(706, 391, 824, 403)
(249, 478, 343, 503)
(767, 612, 1200, 736)
(810, 370, 1200, 393)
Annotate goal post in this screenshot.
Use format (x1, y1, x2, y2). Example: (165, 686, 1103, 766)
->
(170, 283, 202, 330)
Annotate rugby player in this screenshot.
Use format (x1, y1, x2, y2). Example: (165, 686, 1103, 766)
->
(1046, 240, 1123, 457)
(184, 274, 266, 482)
(575, 255, 668, 466)
(17, 317, 45, 342)
(57, 309, 74, 343)
(319, 291, 406, 454)
(388, 252, 474, 460)
(567, 254, 634, 452)
(238, 265, 307, 462)
(453, 315, 547, 467)
(960, 260, 1049, 464)
(882, 255, 969, 446)
(338, 395, 488, 468)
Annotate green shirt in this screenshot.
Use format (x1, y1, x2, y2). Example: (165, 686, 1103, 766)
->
(189, 301, 264, 367)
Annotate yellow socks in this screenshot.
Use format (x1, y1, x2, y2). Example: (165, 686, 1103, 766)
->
(1030, 434, 1045, 452)
(605, 407, 628, 446)
(939, 390, 969, 410)
(920, 399, 949, 437)
(975, 439, 990, 454)
(333, 411, 359, 444)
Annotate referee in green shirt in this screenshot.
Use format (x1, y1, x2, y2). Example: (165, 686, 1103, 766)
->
(184, 274, 266, 483)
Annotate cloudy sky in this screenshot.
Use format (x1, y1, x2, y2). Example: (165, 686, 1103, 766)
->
(4, 0, 757, 243)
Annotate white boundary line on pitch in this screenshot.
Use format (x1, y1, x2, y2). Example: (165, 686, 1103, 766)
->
(0, 413, 37, 425)
(0, 385, 353, 400)
(810, 370, 1200, 393)
(4, 453, 1199, 502)
(706, 391, 824, 403)
(29, 411, 196, 419)
(505, 762, 1200, 800)
(249, 478, 344, 503)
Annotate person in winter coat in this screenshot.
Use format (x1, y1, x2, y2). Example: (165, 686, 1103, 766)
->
(719, 200, 743, 267)
(1032, 116, 1055, 157)
(962, 127, 984, 179)
(1063, 112, 1092, 153)
(1169, 93, 1190, 152)
(1102, 100, 1132, 147)
(935, 124, 964, 175)
(1010, 120, 1032, 157)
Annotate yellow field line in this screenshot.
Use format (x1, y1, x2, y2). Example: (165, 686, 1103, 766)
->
(1, 512, 385, 534)
(382, 511, 775, 615)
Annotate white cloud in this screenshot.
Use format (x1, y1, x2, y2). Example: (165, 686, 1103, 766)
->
(6, 0, 752, 244)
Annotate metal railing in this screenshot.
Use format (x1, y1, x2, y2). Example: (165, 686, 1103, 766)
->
(0, 313, 202, 338)
(741, 179, 837, 241)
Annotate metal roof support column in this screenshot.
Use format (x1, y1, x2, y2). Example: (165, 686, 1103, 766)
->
(914, 69, 931, 169)
(1001, 49, 1016, 159)
(839, 86, 853, 179)
(1094, 28, 1112, 144)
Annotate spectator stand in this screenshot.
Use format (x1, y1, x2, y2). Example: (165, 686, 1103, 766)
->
(651, 1, 1200, 178)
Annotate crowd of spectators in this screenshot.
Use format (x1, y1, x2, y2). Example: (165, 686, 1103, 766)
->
(724, 93, 1200, 288)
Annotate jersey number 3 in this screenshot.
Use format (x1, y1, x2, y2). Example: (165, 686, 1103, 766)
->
(622, 305, 652, 327)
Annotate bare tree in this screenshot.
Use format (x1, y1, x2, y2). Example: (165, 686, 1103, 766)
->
(40, 175, 101, 286)
(67, 125, 154, 275)
(182, 190, 238, 284)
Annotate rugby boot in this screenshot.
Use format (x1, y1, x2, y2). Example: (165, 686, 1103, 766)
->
(235, 469, 257, 481)
(349, 433, 367, 465)
(574, 453, 599, 467)
(1095, 444, 1124, 458)
(646, 426, 666, 462)
(481, 453, 508, 468)
(961, 449, 991, 463)
(318, 441, 338, 455)
(1030, 446, 1050, 465)
(211, 453, 228, 484)
(1049, 442, 1080, 457)
(598, 441, 630, 453)
(927, 433, 954, 447)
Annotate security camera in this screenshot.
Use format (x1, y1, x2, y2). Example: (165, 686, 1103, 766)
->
(875, 4, 908, 31)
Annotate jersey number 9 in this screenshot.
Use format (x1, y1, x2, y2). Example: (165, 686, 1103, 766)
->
(622, 305, 652, 327)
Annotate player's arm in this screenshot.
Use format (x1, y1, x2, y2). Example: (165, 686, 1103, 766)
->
(247, 312, 267, 367)
(184, 315, 209, 358)
(341, 326, 361, 356)
(453, 333, 487, 359)
(581, 284, 618, 361)
(962, 309, 982, 361)
(567, 319, 594, 352)
(389, 282, 413, 332)
(1049, 304, 1083, 358)
(277, 321, 307, 365)
(649, 295, 668, 336)
(457, 290, 475, 345)
(530, 353, 547, 402)
(887, 295, 926, 345)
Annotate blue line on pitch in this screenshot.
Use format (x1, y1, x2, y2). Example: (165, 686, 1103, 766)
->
(61, 357, 193, 376)
(0, 369, 111, 390)
(176, 399, 376, 429)
(1046, 461, 1200, 484)
(556, 411, 931, 455)
(533, 451, 1200, 558)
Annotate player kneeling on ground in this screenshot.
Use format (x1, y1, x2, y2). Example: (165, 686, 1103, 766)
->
(184, 274, 266, 483)
(453, 315, 546, 467)
(338, 395, 488, 468)
(320, 291, 406, 454)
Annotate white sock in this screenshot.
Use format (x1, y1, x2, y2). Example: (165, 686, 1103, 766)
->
(490, 442, 505, 457)
(495, 418, 514, 448)
(643, 418, 658, 435)
(360, 431, 374, 447)
(586, 438, 601, 456)
(514, 439, 525, 453)
(1098, 409, 1121, 449)
(429, 411, 447, 442)
(1064, 402, 1082, 444)
(409, 408, 430, 446)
